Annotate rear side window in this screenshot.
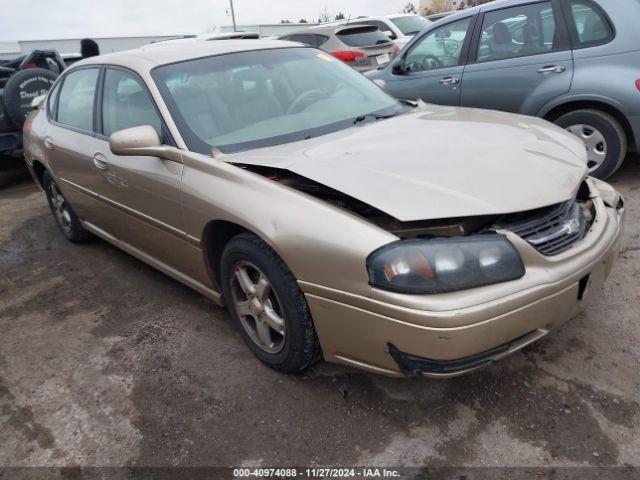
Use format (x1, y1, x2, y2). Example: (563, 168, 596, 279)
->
(57, 68, 99, 132)
(568, 1, 613, 46)
(102, 68, 162, 137)
(336, 27, 391, 47)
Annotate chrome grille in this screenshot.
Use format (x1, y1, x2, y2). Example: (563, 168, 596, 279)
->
(497, 200, 587, 256)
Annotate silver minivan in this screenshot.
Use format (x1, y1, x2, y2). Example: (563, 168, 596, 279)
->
(369, 0, 640, 179)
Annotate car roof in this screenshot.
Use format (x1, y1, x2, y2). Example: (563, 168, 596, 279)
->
(425, 0, 542, 27)
(70, 39, 302, 71)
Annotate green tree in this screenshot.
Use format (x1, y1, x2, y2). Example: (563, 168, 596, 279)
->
(299, 18, 308, 23)
(335, 12, 345, 20)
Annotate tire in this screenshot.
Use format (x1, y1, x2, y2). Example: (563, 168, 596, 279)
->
(554, 109, 627, 180)
(2, 68, 57, 130)
(43, 170, 90, 243)
(220, 233, 322, 373)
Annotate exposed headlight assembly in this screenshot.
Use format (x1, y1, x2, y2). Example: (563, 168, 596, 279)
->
(367, 234, 525, 294)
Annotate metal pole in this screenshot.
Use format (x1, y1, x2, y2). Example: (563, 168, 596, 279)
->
(229, 0, 237, 32)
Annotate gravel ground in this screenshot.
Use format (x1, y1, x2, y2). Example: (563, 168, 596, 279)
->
(0, 157, 639, 474)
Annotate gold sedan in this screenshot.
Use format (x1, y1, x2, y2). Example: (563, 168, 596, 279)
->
(23, 41, 625, 377)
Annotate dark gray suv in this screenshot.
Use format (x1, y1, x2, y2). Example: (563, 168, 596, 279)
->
(368, 0, 640, 179)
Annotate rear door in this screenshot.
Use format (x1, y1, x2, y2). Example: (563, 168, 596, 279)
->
(44, 66, 121, 233)
(383, 16, 475, 105)
(460, 1, 573, 115)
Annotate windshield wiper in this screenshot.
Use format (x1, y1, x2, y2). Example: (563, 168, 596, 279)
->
(353, 112, 399, 125)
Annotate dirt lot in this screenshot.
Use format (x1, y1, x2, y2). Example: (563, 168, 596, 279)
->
(1, 157, 639, 474)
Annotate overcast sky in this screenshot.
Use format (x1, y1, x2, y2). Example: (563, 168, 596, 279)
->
(0, 0, 413, 41)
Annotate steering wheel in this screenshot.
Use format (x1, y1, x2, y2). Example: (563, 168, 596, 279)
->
(405, 54, 443, 73)
(286, 89, 328, 114)
(421, 54, 444, 70)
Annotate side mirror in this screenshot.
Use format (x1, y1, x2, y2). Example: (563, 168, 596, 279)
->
(392, 59, 405, 75)
(383, 30, 397, 40)
(109, 125, 182, 163)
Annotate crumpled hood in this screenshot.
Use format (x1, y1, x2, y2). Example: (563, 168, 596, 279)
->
(227, 105, 588, 222)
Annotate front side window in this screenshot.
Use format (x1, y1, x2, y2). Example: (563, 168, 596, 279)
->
(152, 48, 404, 154)
(568, 1, 612, 45)
(403, 17, 471, 73)
(477, 2, 559, 63)
(57, 68, 99, 131)
(102, 68, 162, 137)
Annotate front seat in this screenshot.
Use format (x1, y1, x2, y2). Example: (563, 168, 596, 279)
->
(489, 22, 513, 59)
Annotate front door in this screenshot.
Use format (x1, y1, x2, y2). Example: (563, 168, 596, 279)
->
(384, 16, 475, 106)
(460, 1, 573, 115)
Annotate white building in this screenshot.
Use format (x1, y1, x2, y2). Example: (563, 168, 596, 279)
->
(1, 35, 188, 60)
(0, 42, 20, 61)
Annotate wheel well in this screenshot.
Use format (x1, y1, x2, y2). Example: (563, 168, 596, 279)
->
(31, 160, 47, 188)
(201, 220, 251, 289)
(544, 101, 636, 152)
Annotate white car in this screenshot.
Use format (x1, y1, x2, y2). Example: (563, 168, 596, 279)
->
(314, 14, 432, 49)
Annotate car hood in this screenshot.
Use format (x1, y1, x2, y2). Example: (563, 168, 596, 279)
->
(227, 105, 588, 222)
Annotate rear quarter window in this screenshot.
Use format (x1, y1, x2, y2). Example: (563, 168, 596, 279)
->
(567, 0, 614, 47)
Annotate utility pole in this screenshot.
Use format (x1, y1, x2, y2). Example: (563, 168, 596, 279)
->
(229, 0, 237, 32)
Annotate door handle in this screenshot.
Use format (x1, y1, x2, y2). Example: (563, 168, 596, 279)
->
(93, 153, 109, 170)
(538, 65, 566, 74)
(44, 137, 54, 150)
(439, 76, 460, 85)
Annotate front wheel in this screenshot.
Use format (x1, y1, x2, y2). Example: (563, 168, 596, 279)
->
(554, 109, 627, 179)
(220, 233, 322, 373)
(43, 171, 90, 243)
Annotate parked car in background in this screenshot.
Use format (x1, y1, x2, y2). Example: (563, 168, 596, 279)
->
(369, 0, 640, 179)
(312, 14, 432, 49)
(24, 40, 625, 377)
(280, 24, 398, 72)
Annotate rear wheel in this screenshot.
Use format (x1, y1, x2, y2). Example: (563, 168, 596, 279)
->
(220, 233, 322, 373)
(554, 109, 627, 179)
(43, 171, 90, 243)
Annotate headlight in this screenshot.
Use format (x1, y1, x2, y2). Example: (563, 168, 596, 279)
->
(367, 234, 525, 294)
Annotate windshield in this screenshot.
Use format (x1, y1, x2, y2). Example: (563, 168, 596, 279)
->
(390, 15, 432, 36)
(153, 48, 404, 154)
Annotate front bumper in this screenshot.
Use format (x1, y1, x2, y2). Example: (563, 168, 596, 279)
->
(302, 184, 626, 377)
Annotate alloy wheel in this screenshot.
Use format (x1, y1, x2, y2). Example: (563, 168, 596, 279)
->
(48, 183, 72, 235)
(230, 261, 286, 354)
